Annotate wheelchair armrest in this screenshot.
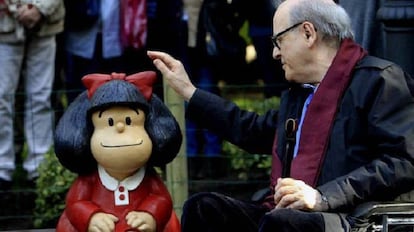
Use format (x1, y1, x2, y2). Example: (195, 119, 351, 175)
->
(351, 190, 414, 219)
(351, 201, 414, 219)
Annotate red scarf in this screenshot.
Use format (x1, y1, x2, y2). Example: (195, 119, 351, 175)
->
(271, 39, 368, 189)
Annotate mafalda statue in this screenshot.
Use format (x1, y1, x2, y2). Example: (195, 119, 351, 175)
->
(54, 71, 182, 232)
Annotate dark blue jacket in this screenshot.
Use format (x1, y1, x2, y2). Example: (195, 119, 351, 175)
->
(186, 56, 414, 213)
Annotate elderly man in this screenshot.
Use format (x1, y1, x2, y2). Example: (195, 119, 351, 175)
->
(148, 0, 414, 231)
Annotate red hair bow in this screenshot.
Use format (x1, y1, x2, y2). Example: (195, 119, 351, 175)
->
(82, 71, 156, 100)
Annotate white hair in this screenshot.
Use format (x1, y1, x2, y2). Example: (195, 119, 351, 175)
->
(277, 0, 354, 44)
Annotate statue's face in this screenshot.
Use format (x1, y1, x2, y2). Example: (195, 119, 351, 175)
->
(90, 106, 152, 180)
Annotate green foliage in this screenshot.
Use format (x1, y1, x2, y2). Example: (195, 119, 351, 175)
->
(232, 96, 280, 115)
(222, 96, 280, 180)
(33, 149, 76, 228)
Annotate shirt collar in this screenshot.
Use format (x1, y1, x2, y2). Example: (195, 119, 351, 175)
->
(98, 165, 146, 191)
(302, 83, 318, 93)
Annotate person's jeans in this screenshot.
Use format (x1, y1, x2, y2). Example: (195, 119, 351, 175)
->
(0, 36, 55, 180)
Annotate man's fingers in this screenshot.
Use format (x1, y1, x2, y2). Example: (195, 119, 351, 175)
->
(152, 58, 170, 75)
(148, 51, 176, 69)
(148, 51, 179, 75)
(275, 193, 297, 209)
(274, 185, 297, 204)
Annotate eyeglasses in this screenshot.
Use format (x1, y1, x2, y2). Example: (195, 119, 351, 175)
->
(271, 22, 304, 49)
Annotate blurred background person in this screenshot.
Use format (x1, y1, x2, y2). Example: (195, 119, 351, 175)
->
(129, 0, 185, 96)
(182, 0, 224, 179)
(242, 0, 287, 97)
(62, 0, 184, 104)
(198, 0, 249, 86)
(63, 0, 124, 104)
(338, 0, 385, 58)
(0, 0, 64, 190)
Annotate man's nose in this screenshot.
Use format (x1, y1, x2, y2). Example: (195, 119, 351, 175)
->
(272, 46, 281, 60)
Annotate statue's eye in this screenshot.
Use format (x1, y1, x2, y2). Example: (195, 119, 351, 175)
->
(125, 117, 131, 125)
(108, 118, 114, 126)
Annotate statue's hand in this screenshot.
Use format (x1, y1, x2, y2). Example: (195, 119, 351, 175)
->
(126, 211, 156, 232)
(88, 212, 119, 232)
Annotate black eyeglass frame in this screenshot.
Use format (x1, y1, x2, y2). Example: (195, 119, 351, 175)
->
(271, 22, 304, 49)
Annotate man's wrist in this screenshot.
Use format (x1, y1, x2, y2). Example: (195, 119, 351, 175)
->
(320, 193, 330, 211)
(183, 87, 196, 102)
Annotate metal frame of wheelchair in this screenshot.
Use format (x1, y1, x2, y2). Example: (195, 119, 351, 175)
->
(252, 188, 414, 232)
(350, 201, 414, 232)
(350, 190, 414, 232)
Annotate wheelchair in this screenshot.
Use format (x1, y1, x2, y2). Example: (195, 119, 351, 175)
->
(350, 190, 414, 232)
(251, 189, 414, 232)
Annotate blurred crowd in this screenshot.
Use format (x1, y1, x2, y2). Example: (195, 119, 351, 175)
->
(0, 0, 287, 191)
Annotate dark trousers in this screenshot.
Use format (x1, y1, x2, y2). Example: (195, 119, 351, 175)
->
(181, 192, 350, 232)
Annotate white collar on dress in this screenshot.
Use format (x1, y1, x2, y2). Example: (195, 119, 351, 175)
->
(98, 165, 146, 191)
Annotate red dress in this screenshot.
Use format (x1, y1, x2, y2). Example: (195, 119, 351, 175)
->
(56, 166, 180, 232)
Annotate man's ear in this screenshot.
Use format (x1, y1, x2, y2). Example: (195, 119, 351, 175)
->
(302, 22, 317, 46)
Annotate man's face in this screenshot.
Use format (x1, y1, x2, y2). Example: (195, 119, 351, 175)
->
(272, 2, 309, 83)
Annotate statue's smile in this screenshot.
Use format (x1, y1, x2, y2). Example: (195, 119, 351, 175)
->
(101, 139, 143, 148)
